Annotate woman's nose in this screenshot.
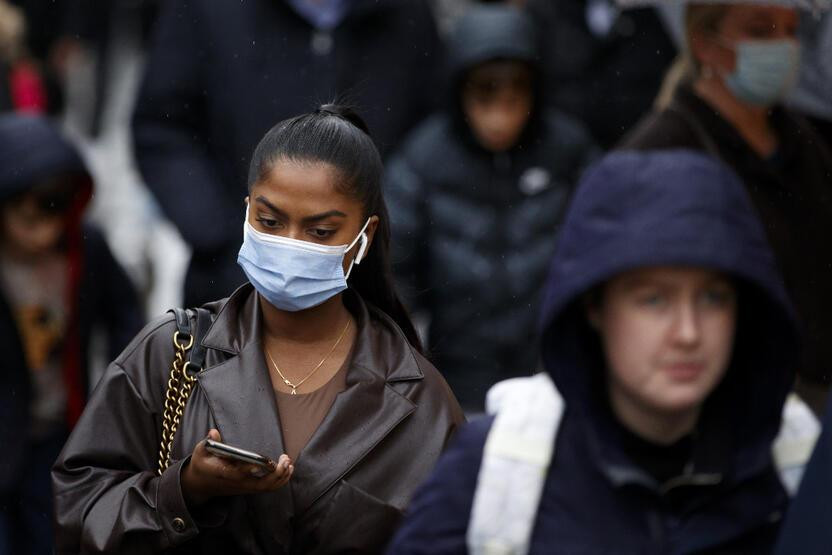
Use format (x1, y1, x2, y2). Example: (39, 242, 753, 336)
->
(672, 301, 701, 346)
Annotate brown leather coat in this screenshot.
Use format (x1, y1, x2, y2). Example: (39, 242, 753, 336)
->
(52, 285, 464, 554)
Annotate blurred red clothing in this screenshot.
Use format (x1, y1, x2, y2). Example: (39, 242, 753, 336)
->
(9, 60, 48, 113)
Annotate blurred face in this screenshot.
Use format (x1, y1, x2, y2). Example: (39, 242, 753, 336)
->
(1, 192, 67, 259)
(247, 159, 378, 276)
(590, 267, 737, 418)
(462, 61, 533, 153)
(693, 5, 798, 76)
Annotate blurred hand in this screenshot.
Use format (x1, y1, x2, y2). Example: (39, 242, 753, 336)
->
(181, 429, 293, 506)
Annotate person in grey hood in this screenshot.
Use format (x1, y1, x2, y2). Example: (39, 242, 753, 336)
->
(387, 150, 813, 554)
(385, 3, 597, 412)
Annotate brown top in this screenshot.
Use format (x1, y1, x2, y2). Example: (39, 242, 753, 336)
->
(273, 346, 352, 462)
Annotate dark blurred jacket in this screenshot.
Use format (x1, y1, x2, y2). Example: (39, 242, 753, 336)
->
(388, 150, 799, 554)
(622, 84, 832, 389)
(0, 115, 142, 491)
(385, 5, 597, 411)
(789, 10, 832, 150)
(526, 0, 677, 148)
(132, 0, 441, 307)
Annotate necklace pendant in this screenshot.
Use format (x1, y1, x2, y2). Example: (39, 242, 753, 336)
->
(267, 318, 351, 399)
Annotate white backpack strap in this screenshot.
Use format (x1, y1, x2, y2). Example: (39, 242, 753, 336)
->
(467, 373, 565, 555)
(773, 393, 821, 496)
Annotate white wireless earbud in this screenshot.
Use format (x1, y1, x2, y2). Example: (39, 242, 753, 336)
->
(354, 232, 369, 265)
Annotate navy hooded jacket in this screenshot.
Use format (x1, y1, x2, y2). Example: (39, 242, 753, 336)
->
(387, 150, 799, 554)
(0, 115, 142, 491)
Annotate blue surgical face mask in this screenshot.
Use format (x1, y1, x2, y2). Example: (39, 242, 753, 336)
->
(724, 38, 801, 107)
(237, 206, 371, 311)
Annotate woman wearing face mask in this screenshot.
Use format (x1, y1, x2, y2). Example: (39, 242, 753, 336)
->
(387, 150, 814, 554)
(622, 3, 832, 411)
(51, 105, 464, 554)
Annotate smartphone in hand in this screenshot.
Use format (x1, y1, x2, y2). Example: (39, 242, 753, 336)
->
(205, 439, 273, 469)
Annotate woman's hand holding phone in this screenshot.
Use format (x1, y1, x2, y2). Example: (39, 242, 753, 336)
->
(181, 429, 293, 507)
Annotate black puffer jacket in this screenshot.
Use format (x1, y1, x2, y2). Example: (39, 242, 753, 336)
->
(385, 5, 597, 411)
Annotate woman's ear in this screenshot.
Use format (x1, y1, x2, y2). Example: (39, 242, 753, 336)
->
(690, 30, 713, 72)
(360, 215, 380, 263)
(243, 196, 251, 222)
(690, 30, 734, 76)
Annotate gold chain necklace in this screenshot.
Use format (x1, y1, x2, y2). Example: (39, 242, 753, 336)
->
(266, 319, 351, 395)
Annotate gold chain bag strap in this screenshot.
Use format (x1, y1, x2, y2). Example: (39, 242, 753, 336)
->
(157, 307, 212, 476)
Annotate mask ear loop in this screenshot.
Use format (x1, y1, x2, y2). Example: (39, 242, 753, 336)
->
(344, 232, 368, 280)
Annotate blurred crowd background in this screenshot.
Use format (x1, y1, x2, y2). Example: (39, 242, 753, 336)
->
(4, 0, 828, 388)
(1, 0, 831, 552)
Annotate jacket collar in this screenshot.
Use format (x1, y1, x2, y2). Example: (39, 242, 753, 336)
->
(575, 389, 777, 497)
(196, 284, 423, 540)
(201, 283, 424, 383)
(672, 83, 799, 169)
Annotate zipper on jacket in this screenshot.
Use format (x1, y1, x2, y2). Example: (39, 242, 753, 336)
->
(659, 472, 723, 496)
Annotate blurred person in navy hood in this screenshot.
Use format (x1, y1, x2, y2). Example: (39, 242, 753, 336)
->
(388, 150, 809, 554)
(0, 114, 141, 554)
(385, 3, 597, 412)
(132, 0, 441, 307)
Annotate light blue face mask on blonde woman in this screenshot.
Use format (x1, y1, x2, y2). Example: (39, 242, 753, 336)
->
(237, 205, 371, 311)
(724, 38, 801, 107)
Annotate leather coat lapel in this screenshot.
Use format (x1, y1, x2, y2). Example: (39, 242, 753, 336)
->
(197, 289, 295, 550)
(198, 341, 286, 460)
(290, 292, 421, 513)
(291, 363, 416, 512)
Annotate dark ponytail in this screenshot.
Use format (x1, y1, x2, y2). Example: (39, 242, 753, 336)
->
(248, 104, 424, 354)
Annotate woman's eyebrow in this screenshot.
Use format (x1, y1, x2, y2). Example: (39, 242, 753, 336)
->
(704, 278, 733, 289)
(302, 210, 348, 223)
(620, 278, 670, 292)
(255, 196, 288, 218)
(744, 15, 773, 27)
(255, 197, 347, 223)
